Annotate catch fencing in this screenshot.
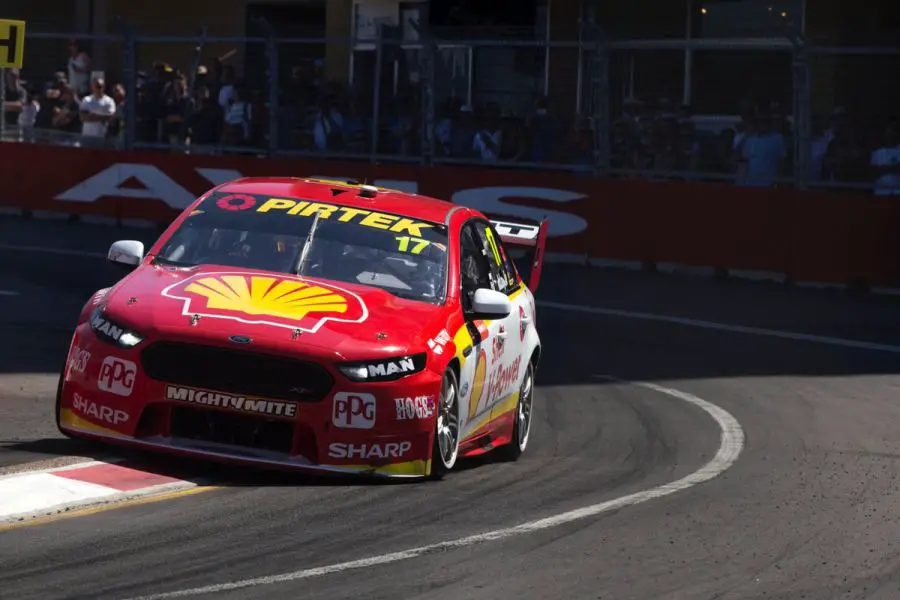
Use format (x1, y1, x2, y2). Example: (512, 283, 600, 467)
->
(3, 22, 898, 192)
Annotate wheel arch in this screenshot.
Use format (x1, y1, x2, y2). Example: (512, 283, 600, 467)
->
(446, 356, 461, 380)
(529, 344, 541, 372)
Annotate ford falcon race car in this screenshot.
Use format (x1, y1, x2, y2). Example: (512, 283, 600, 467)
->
(56, 177, 547, 479)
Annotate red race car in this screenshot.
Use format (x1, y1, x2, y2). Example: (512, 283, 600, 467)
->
(56, 177, 547, 479)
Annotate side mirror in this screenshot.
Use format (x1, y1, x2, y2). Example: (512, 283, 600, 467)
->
(107, 240, 144, 270)
(466, 288, 512, 320)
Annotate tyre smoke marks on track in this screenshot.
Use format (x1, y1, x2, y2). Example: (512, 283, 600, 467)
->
(124, 377, 744, 600)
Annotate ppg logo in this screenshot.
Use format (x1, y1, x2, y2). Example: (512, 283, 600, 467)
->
(332, 392, 376, 429)
(98, 357, 137, 397)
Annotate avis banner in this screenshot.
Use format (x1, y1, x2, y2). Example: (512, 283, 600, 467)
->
(1, 143, 897, 287)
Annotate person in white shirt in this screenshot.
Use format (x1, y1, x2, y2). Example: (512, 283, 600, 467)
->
(17, 89, 39, 142)
(735, 114, 786, 187)
(79, 77, 117, 143)
(472, 103, 503, 162)
(222, 86, 252, 145)
(870, 123, 900, 196)
(217, 65, 236, 113)
(67, 40, 92, 97)
(313, 99, 343, 152)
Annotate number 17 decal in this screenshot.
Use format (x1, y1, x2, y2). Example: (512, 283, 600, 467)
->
(395, 236, 430, 254)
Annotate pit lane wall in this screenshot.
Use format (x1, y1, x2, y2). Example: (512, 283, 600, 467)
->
(2, 143, 897, 289)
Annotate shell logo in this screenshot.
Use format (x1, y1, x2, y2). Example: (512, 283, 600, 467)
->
(162, 272, 367, 333)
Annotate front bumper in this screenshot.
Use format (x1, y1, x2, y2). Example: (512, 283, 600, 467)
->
(58, 325, 441, 478)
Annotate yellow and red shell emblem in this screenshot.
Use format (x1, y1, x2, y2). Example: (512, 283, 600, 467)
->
(162, 272, 368, 333)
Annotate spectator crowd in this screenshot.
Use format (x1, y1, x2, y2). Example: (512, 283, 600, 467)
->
(2, 39, 899, 195)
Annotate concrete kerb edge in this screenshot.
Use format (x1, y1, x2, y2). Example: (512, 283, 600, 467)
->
(0, 477, 214, 526)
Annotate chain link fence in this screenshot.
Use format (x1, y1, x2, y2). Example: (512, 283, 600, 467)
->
(2, 21, 899, 194)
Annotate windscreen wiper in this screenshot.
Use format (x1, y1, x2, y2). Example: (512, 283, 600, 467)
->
(294, 209, 322, 276)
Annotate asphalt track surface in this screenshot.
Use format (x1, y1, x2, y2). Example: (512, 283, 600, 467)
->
(4, 217, 900, 599)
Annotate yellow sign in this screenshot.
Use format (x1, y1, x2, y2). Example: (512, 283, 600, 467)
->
(0, 20, 25, 69)
(255, 198, 434, 238)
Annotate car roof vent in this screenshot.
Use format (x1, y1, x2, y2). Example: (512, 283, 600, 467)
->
(358, 184, 378, 199)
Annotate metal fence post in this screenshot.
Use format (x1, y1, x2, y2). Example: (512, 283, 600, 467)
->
(118, 19, 137, 151)
(0, 67, 6, 142)
(586, 24, 610, 177)
(266, 33, 279, 154)
(181, 26, 208, 145)
(419, 34, 436, 166)
(405, 17, 435, 165)
(369, 24, 383, 159)
(790, 33, 811, 190)
(251, 18, 279, 155)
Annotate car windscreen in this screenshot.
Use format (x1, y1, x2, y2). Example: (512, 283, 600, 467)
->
(154, 192, 449, 304)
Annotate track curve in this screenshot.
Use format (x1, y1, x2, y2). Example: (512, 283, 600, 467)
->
(3, 217, 900, 599)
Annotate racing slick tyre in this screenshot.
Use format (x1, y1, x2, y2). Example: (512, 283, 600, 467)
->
(429, 368, 461, 480)
(495, 360, 534, 462)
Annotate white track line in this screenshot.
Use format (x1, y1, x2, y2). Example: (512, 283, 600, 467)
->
(123, 377, 744, 600)
(538, 300, 900, 354)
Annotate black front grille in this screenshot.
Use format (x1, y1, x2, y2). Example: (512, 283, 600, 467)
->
(141, 341, 333, 402)
(170, 406, 294, 454)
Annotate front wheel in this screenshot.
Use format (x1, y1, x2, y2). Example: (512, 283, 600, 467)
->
(495, 360, 534, 462)
(54, 364, 73, 439)
(429, 368, 461, 480)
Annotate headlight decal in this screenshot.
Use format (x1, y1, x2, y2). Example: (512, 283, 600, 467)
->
(90, 308, 145, 348)
(338, 353, 427, 382)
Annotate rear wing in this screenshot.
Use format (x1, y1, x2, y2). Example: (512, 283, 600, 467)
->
(489, 218, 549, 294)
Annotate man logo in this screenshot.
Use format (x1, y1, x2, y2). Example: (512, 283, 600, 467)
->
(367, 357, 415, 378)
(0, 20, 26, 70)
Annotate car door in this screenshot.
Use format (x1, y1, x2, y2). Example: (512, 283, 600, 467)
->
(457, 221, 508, 442)
(470, 220, 528, 431)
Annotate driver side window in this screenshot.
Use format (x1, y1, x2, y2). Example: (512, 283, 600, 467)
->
(459, 224, 493, 309)
(474, 222, 519, 295)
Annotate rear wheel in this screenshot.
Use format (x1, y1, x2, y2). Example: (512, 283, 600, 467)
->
(429, 368, 461, 480)
(495, 360, 534, 462)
